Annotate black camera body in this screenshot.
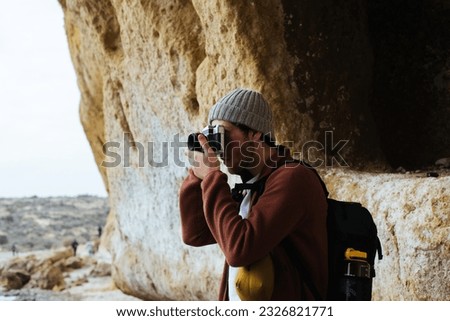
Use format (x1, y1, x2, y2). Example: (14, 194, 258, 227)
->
(187, 125, 225, 154)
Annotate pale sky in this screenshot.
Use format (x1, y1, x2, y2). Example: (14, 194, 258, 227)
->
(0, 1, 107, 197)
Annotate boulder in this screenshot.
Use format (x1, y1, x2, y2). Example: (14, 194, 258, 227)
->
(1, 270, 31, 290)
(0, 248, 86, 293)
(35, 265, 65, 290)
(63, 256, 84, 270)
(90, 261, 111, 277)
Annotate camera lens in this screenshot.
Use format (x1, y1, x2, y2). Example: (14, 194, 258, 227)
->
(187, 133, 203, 152)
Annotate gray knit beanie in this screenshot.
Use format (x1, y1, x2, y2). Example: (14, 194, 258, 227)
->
(208, 88, 274, 136)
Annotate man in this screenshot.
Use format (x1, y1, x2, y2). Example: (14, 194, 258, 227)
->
(71, 239, 79, 256)
(179, 88, 328, 300)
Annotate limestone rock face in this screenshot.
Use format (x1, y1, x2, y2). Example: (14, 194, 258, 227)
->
(59, 0, 450, 300)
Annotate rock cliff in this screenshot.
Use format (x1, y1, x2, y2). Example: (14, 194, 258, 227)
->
(59, 0, 450, 300)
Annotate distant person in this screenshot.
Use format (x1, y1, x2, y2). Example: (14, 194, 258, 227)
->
(71, 239, 79, 256)
(98, 225, 102, 238)
(11, 244, 17, 256)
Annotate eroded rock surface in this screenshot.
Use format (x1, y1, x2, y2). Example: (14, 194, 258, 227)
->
(59, 0, 450, 300)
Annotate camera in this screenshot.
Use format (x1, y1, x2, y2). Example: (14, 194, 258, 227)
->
(187, 125, 225, 154)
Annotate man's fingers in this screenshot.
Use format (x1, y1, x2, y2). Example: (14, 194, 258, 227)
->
(197, 134, 220, 167)
(190, 134, 220, 179)
(197, 134, 210, 152)
(198, 134, 216, 157)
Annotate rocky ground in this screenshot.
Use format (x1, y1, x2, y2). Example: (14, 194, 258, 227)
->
(0, 195, 139, 301)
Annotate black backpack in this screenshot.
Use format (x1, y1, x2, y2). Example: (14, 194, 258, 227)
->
(232, 160, 383, 300)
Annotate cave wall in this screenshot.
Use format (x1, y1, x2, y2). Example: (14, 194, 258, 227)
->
(59, 0, 450, 300)
(368, 0, 450, 169)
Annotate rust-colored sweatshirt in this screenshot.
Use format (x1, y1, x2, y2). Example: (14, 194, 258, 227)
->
(179, 155, 328, 300)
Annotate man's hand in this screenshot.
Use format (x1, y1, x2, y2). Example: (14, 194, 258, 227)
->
(189, 134, 220, 180)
